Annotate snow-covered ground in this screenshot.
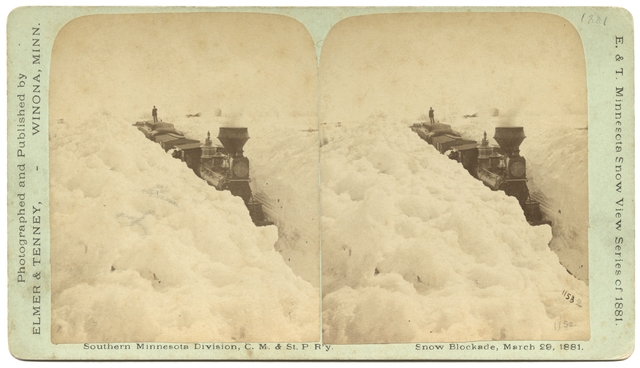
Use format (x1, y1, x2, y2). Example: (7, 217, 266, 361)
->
(320, 113, 589, 344)
(50, 112, 319, 343)
(50, 108, 588, 345)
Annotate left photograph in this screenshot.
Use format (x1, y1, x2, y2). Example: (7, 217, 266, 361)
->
(49, 13, 320, 343)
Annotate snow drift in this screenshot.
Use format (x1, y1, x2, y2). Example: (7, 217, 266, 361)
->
(320, 114, 589, 344)
(50, 112, 319, 343)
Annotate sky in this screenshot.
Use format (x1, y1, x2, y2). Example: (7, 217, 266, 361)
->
(49, 12, 318, 122)
(49, 11, 588, 125)
(319, 12, 588, 123)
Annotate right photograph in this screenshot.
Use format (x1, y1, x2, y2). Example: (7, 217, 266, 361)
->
(319, 12, 589, 344)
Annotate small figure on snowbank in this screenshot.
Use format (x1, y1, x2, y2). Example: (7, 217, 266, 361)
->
(152, 106, 158, 123)
(429, 107, 435, 124)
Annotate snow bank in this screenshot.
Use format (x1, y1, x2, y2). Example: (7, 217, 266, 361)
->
(50, 112, 318, 343)
(320, 115, 589, 343)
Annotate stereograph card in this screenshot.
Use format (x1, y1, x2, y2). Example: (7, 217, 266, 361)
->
(4, 5, 635, 361)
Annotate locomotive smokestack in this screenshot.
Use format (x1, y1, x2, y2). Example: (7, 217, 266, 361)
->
(493, 126, 525, 157)
(218, 127, 250, 157)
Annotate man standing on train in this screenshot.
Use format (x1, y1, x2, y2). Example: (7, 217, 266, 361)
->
(429, 107, 435, 124)
(152, 106, 158, 123)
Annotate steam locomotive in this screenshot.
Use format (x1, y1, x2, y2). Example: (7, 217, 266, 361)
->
(135, 120, 272, 227)
(411, 122, 547, 226)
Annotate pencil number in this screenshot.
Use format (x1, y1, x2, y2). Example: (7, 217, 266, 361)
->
(581, 13, 608, 26)
(562, 289, 574, 303)
(554, 320, 575, 330)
